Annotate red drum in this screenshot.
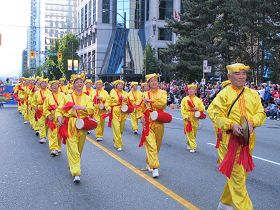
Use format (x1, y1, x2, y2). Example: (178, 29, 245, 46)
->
(194, 111, 206, 119)
(150, 110, 172, 123)
(99, 103, 105, 110)
(76, 117, 98, 130)
(121, 104, 134, 113)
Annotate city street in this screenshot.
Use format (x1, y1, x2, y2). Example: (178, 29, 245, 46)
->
(0, 107, 279, 210)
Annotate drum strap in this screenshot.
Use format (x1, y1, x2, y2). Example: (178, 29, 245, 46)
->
(71, 93, 80, 118)
(227, 88, 244, 117)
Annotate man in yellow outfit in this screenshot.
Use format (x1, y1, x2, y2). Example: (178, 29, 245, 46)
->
(128, 82, 143, 134)
(207, 63, 266, 210)
(93, 80, 109, 141)
(140, 74, 167, 178)
(59, 78, 68, 94)
(33, 78, 51, 143)
(180, 84, 205, 153)
(105, 80, 129, 151)
(43, 80, 65, 156)
(56, 74, 94, 183)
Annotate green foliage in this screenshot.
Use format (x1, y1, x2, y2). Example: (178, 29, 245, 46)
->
(164, 0, 280, 83)
(143, 44, 160, 75)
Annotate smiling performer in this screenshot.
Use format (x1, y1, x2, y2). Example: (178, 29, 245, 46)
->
(33, 78, 51, 144)
(128, 82, 143, 134)
(180, 84, 205, 153)
(105, 80, 129, 151)
(140, 73, 168, 178)
(207, 63, 266, 210)
(43, 80, 65, 156)
(92, 80, 109, 141)
(56, 74, 94, 184)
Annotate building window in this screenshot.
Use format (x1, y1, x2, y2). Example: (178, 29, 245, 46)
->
(81, 8, 84, 30)
(93, 0, 96, 23)
(146, 0, 149, 21)
(159, 0, 173, 20)
(85, 5, 88, 28)
(92, 50, 95, 72)
(158, 28, 172, 41)
(102, 0, 110, 24)
(88, 0, 92, 26)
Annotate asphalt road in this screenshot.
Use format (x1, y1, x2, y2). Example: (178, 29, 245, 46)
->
(0, 107, 279, 210)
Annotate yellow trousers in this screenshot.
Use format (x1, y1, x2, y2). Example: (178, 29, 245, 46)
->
(37, 115, 47, 139)
(219, 138, 253, 210)
(130, 111, 139, 131)
(29, 108, 36, 129)
(22, 104, 29, 122)
(66, 129, 87, 177)
(185, 125, 198, 150)
(95, 115, 105, 138)
(48, 127, 61, 151)
(112, 118, 126, 148)
(145, 122, 164, 169)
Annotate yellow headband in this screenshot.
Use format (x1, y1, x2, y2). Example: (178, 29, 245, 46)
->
(113, 80, 124, 85)
(49, 80, 59, 85)
(130, 81, 138, 87)
(141, 82, 147, 87)
(187, 84, 197, 89)
(94, 80, 103, 85)
(85, 79, 93, 84)
(146, 73, 159, 82)
(40, 78, 48, 83)
(226, 63, 250, 74)
(59, 78, 65, 81)
(222, 80, 231, 88)
(73, 74, 86, 82)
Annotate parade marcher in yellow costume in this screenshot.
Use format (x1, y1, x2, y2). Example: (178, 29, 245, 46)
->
(207, 63, 266, 210)
(83, 79, 95, 97)
(59, 78, 68, 94)
(43, 80, 65, 156)
(180, 84, 205, 153)
(141, 82, 149, 92)
(139, 74, 167, 178)
(27, 78, 37, 130)
(128, 82, 143, 134)
(105, 80, 129, 151)
(13, 77, 25, 114)
(56, 74, 94, 183)
(92, 80, 109, 141)
(33, 79, 51, 143)
(21, 79, 30, 124)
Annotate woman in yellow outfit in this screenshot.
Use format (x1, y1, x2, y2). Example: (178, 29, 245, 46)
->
(93, 80, 109, 141)
(27, 78, 37, 130)
(208, 63, 266, 210)
(21, 79, 30, 124)
(13, 77, 25, 114)
(33, 79, 51, 143)
(43, 80, 65, 156)
(83, 79, 95, 97)
(140, 74, 167, 178)
(180, 84, 205, 153)
(56, 74, 94, 183)
(105, 80, 129, 151)
(58, 78, 68, 94)
(128, 82, 143, 134)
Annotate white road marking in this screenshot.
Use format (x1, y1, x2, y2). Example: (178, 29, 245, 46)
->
(207, 143, 280, 166)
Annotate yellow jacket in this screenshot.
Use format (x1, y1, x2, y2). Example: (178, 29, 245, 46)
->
(129, 89, 143, 118)
(93, 88, 109, 116)
(43, 92, 65, 118)
(142, 89, 167, 112)
(33, 89, 52, 110)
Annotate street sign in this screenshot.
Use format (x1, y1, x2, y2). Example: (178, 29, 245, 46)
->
(203, 60, 208, 68)
(67, 60, 72, 71)
(201, 78, 206, 85)
(73, 60, 79, 71)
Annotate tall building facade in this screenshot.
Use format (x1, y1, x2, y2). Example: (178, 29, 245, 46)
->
(27, 0, 78, 72)
(77, 0, 181, 81)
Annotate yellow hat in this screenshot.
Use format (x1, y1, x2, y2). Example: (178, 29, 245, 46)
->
(113, 80, 124, 85)
(85, 79, 93, 84)
(72, 74, 86, 82)
(94, 80, 103, 85)
(222, 80, 231, 88)
(187, 84, 197, 89)
(226, 63, 250, 74)
(49, 80, 59, 85)
(141, 82, 147, 87)
(40, 78, 48, 83)
(146, 73, 159, 82)
(59, 78, 65, 81)
(130, 81, 138, 87)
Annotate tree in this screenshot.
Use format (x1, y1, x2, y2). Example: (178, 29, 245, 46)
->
(143, 44, 160, 75)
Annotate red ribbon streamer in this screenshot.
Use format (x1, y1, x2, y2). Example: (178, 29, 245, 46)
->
(58, 117, 69, 144)
(139, 110, 151, 147)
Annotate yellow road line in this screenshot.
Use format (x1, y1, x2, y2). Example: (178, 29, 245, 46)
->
(86, 136, 200, 210)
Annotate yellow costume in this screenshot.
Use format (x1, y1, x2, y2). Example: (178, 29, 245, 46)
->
(43, 87, 65, 154)
(207, 63, 266, 210)
(105, 80, 128, 150)
(59, 78, 68, 94)
(93, 81, 109, 140)
(56, 90, 94, 177)
(180, 94, 205, 151)
(128, 82, 143, 133)
(141, 74, 167, 170)
(33, 82, 51, 141)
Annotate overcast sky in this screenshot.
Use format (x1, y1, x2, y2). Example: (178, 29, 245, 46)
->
(0, 0, 29, 77)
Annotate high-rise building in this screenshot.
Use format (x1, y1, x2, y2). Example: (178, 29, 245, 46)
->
(27, 0, 78, 71)
(77, 0, 181, 81)
(21, 49, 28, 76)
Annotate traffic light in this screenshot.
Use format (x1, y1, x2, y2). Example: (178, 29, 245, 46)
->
(57, 52, 62, 62)
(30, 51, 35, 59)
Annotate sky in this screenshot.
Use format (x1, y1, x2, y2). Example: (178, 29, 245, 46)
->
(0, 0, 30, 77)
